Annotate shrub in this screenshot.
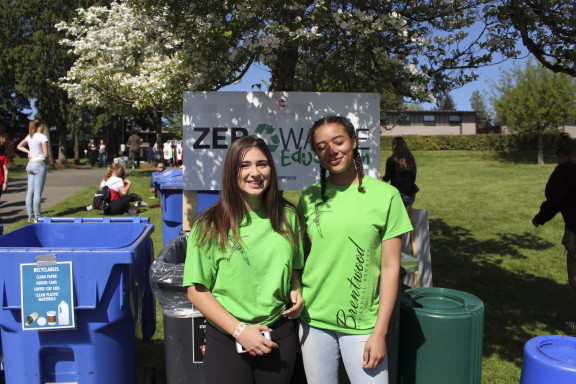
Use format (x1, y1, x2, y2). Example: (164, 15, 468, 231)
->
(380, 133, 558, 153)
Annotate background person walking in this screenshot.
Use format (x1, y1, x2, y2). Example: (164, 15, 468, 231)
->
(532, 133, 576, 328)
(17, 119, 49, 222)
(127, 129, 142, 169)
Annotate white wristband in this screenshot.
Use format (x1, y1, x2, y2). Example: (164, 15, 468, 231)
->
(233, 323, 246, 339)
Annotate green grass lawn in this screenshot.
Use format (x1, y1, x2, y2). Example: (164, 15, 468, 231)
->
(3, 150, 572, 384)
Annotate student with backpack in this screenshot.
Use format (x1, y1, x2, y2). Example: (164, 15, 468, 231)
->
(98, 163, 145, 215)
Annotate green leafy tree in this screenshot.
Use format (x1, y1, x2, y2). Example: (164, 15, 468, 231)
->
(5, 0, 111, 164)
(134, 0, 519, 109)
(486, 1, 576, 77)
(470, 89, 493, 132)
(434, 93, 457, 111)
(492, 60, 576, 165)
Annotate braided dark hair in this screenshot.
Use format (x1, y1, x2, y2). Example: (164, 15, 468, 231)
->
(309, 116, 365, 201)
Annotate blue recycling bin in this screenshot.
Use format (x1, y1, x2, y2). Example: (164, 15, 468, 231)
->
(521, 335, 576, 383)
(0, 217, 156, 384)
(152, 168, 183, 193)
(158, 176, 220, 246)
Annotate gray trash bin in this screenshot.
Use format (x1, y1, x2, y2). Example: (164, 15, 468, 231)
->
(150, 235, 206, 384)
(117, 156, 129, 170)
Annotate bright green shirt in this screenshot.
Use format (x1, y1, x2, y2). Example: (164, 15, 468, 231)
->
(183, 207, 303, 328)
(298, 176, 413, 334)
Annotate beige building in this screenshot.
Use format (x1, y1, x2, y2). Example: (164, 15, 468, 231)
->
(380, 110, 478, 136)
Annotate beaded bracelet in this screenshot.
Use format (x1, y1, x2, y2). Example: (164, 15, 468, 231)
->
(233, 323, 246, 339)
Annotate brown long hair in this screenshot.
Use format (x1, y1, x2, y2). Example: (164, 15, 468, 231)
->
(309, 116, 365, 201)
(391, 137, 416, 172)
(105, 163, 124, 181)
(28, 119, 45, 137)
(194, 136, 302, 250)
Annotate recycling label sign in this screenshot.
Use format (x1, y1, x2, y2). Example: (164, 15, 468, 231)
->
(183, 92, 381, 191)
(20, 259, 75, 331)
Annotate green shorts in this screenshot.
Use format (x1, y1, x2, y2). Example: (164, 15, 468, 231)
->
(562, 229, 576, 260)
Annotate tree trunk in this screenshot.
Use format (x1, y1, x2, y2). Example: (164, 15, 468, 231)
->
(73, 131, 80, 164)
(537, 133, 545, 166)
(269, 45, 299, 91)
(58, 130, 67, 165)
(151, 109, 163, 150)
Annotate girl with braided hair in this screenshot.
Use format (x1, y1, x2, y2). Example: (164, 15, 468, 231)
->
(297, 116, 413, 384)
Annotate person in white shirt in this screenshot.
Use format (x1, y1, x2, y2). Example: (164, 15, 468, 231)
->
(98, 140, 106, 168)
(100, 163, 145, 215)
(17, 119, 49, 222)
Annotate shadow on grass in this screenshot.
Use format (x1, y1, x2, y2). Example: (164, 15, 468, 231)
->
(493, 150, 557, 165)
(429, 218, 574, 369)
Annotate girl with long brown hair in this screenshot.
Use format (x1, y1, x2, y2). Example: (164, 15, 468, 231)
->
(383, 137, 419, 206)
(183, 136, 304, 383)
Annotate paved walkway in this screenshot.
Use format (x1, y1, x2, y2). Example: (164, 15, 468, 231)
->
(0, 167, 105, 225)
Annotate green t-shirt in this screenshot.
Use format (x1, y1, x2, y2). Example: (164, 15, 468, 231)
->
(298, 176, 413, 334)
(183, 206, 304, 328)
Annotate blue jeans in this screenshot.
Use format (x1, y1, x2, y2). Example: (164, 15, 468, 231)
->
(25, 161, 47, 219)
(299, 322, 389, 384)
(99, 152, 106, 168)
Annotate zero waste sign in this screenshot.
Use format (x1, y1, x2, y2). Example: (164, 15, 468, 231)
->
(183, 92, 381, 191)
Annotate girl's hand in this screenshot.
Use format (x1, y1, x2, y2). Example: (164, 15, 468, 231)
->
(282, 290, 304, 319)
(236, 324, 277, 356)
(362, 333, 387, 369)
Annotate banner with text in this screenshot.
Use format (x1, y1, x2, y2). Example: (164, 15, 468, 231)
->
(183, 92, 381, 191)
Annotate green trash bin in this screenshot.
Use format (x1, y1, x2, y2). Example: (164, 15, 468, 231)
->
(398, 287, 484, 384)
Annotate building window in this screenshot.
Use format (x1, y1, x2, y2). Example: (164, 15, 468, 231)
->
(399, 114, 410, 125)
(423, 115, 436, 126)
(449, 114, 461, 125)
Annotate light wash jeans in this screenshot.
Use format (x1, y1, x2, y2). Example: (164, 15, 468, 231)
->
(99, 152, 106, 168)
(25, 161, 47, 219)
(299, 322, 388, 384)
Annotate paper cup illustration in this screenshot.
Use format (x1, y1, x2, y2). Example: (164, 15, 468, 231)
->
(25, 312, 38, 326)
(47, 311, 57, 325)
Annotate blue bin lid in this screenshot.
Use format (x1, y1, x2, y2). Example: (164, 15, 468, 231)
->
(159, 175, 183, 190)
(0, 217, 153, 249)
(156, 169, 183, 184)
(525, 335, 576, 370)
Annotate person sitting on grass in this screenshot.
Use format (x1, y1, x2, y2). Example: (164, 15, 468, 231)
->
(532, 133, 576, 329)
(101, 163, 146, 216)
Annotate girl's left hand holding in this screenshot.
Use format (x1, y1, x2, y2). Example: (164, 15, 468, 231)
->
(282, 289, 304, 319)
(362, 333, 387, 369)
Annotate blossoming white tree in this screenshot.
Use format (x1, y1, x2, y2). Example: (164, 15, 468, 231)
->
(59, 0, 524, 123)
(57, 1, 190, 139)
(136, 0, 520, 108)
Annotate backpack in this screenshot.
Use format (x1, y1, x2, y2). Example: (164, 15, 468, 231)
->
(93, 185, 111, 210)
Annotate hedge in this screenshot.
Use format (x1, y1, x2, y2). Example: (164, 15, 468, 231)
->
(380, 134, 559, 152)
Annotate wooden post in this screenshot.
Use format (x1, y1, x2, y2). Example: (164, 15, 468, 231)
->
(182, 190, 197, 232)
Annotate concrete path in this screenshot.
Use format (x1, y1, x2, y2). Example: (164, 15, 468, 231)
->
(0, 167, 105, 225)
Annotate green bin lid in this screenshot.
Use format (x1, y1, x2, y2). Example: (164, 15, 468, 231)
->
(405, 287, 484, 316)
